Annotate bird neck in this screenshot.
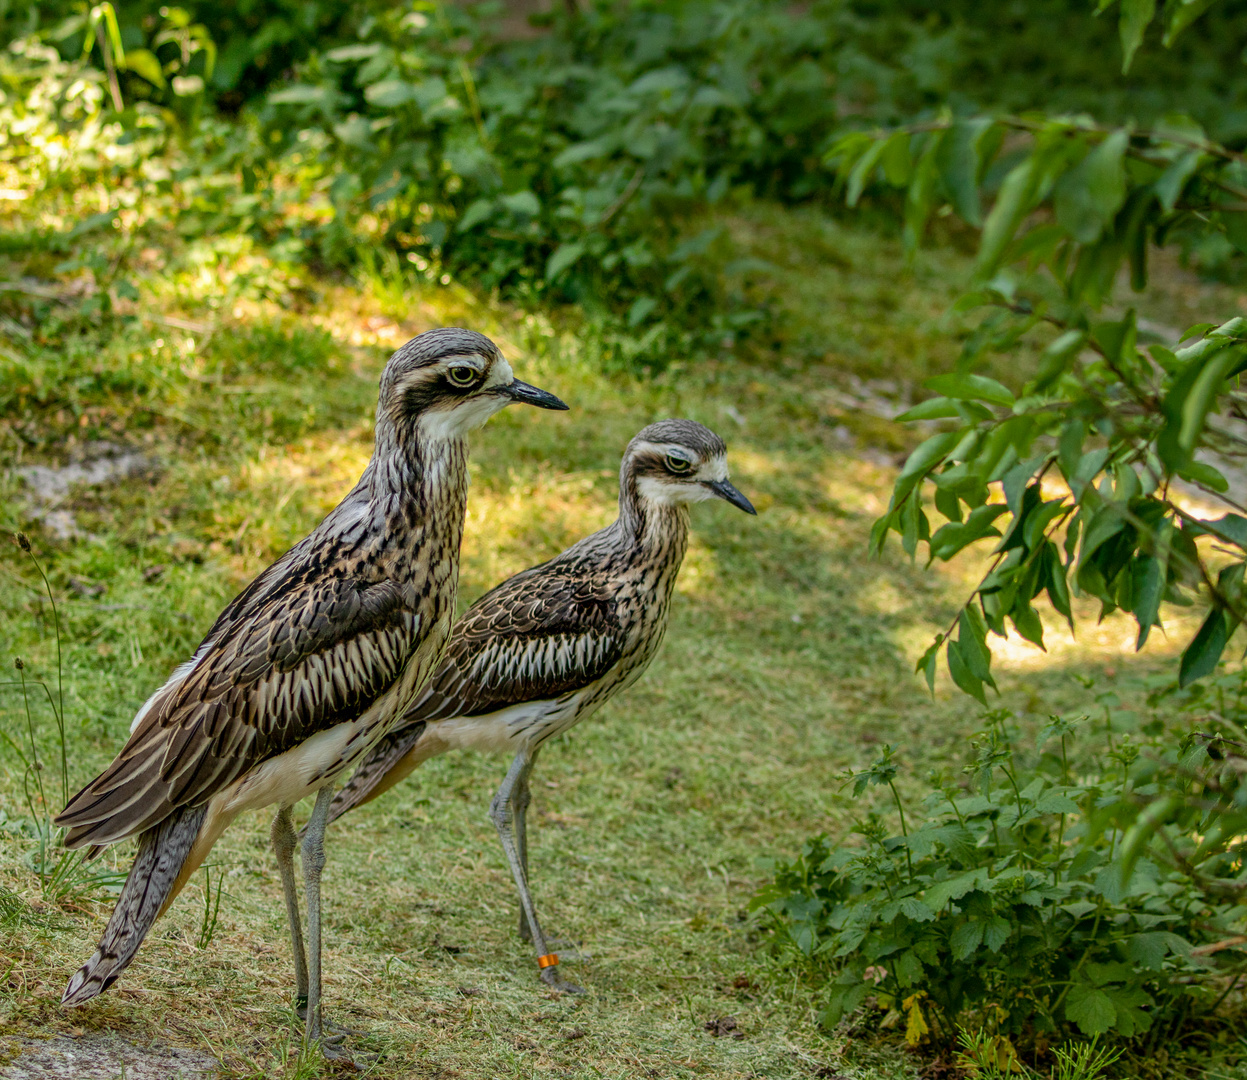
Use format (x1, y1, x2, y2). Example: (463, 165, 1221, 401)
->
(350, 421, 471, 566)
(617, 473, 690, 560)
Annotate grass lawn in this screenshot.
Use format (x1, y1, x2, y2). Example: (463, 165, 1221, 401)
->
(0, 202, 1235, 1078)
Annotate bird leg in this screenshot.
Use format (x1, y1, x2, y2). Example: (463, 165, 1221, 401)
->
(513, 754, 534, 944)
(300, 783, 353, 1058)
(490, 749, 584, 994)
(271, 807, 309, 1010)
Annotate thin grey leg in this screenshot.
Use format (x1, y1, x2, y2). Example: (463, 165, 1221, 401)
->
(514, 755, 534, 943)
(271, 808, 308, 1007)
(490, 749, 583, 993)
(301, 783, 349, 1058)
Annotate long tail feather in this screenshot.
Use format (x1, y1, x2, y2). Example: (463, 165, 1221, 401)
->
(62, 803, 207, 1007)
(326, 720, 428, 825)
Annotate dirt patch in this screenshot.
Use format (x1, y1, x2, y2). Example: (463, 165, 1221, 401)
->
(0, 1034, 215, 1079)
(14, 440, 156, 540)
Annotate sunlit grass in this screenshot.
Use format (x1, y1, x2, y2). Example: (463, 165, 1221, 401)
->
(0, 199, 1227, 1078)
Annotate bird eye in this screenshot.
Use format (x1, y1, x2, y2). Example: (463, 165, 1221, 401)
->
(446, 365, 478, 387)
(665, 453, 692, 474)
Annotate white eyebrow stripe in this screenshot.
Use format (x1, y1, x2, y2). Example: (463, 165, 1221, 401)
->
(484, 356, 513, 389)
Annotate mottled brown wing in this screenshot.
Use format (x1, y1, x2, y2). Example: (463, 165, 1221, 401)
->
(56, 540, 422, 848)
(411, 561, 621, 721)
(326, 561, 621, 821)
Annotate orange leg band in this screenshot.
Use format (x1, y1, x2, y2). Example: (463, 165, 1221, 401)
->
(537, 953, 559, 969)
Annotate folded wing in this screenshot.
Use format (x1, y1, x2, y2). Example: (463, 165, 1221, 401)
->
(328, 558, 622, 818)
(57, 539, 421, 848)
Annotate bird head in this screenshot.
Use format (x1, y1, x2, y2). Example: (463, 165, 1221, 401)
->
(378, 327, 567, 443)
(623, 419, 756, 514)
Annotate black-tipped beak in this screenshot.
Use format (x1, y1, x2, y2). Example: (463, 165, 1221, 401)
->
(503, 379, 569, 411)
(705, 478, 756, 515)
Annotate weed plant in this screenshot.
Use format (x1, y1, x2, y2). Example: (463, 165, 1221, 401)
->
(1, 535, 123, 908)
(754, 684, 1247, 1066)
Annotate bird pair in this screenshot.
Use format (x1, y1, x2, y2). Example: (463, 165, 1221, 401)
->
(54, 328, 755, 1058)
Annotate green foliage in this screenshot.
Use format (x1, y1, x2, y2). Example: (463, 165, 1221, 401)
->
(753, 699, 1247, 1051)
(827, 105, 1247, 707)
(10, 0, 1247, 367)
(250, 0, 845, 355)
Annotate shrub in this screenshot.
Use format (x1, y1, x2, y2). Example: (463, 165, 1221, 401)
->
(752, 696, 1247, 1057)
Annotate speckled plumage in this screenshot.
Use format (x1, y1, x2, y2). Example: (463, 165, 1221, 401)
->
(53, 327, 567, 1042)
(324, 419, 754, 989)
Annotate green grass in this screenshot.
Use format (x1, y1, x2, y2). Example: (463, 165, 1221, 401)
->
(0, 202, 1235, 1078)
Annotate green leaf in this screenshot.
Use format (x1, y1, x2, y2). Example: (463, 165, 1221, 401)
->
(1034, 791, 1081, 814)
(1162, 0, 1219, 45)
(881, 130, 914, 186)
(845, 138, 889, 207)
(934, 484, 963, 523)
(1010, 602, 1045, 648)
(896, 397, 961, 421)
(121, 47, 165, 88)
(950, 919, 985, 960)
(924, 372, 1014, 407)
(500, 190, 541, 217)
(1158, 343, 1238, 471)
(1187, 514, 1247, 548)
(904, 130, 944, 254)
(1065, 984, 1117, 1036)
(270, 84, 337, 106)
(959, 607, 997, 690)
(552, 139, 614, 169)
(1179, 606, 1228, 686)
(983, 915, 1011, 952)
(1021, 498, 1069, 552)
(869, 509, 898, 556)
(928, 504, 1008, 562)
(325, 43, 384, 62)
(978, 155, 1042, 275)
(1043, 542, 1074, 627)
(915, 635, 943, 693)
(936, 118, 992, 226)
(898, 897, 936, 922)
(1127, 931, 1172, 970)
(924, 868, 990, 911)
(1118, 0, 1156, 71)
(1177, 459, 1229, 492)
(457, 198, 496, 232)
(947, 638, 986, 704)
(893, 431, 960, 504)
(1132, 554, 1165, 649)
(1054, 131, 1129, 244)
(1155, 149, 1204, 212)
(1079, 505, 1126, 568)
(363, 79, 417, 107)
(546, 242, 586, 281)
(1031, 329, 1086, 391)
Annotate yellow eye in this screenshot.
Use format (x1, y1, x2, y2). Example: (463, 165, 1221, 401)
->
(447, 365, 478, 387)
(665, 453, 692, 474)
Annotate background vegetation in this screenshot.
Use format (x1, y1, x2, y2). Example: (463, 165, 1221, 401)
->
(3, 0, 1247, 1077)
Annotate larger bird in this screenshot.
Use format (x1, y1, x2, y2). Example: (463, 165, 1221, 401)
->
(324, 419, 755, 990)
(54, 328, 566, 1054)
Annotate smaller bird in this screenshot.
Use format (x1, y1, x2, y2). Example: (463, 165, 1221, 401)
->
(324, 419, 755, 991)
(54, 328, 567, 1055)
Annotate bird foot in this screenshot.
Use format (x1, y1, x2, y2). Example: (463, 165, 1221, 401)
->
(539, 966, 586, 995)
(296, 1000, 365, 1038)
(305, 1026, 378, 1067)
